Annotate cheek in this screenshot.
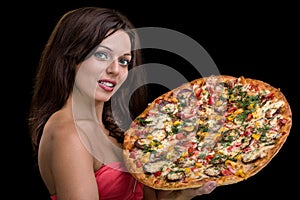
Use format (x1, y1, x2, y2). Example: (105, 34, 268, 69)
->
(75, 61, 106, 96)
(77, 60, 106, 80)
(113, 69, 128, 93)
(119, 69, 129, 84)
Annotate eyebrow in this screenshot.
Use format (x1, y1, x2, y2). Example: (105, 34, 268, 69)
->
(98, 45, 112, 51)
(98, 45, 132, 56)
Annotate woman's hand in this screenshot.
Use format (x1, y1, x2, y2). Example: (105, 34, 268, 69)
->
(156, 181, 217, 200)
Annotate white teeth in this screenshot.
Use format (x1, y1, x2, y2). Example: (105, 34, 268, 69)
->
(100, 81, 114, 87)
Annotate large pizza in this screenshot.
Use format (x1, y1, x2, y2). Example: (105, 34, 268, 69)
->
(123, 75, 292, 190)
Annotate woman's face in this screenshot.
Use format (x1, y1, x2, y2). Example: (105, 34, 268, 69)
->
(75, 30, 132, 102)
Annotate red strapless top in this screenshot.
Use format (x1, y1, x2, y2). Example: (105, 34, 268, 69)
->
(50, 162, 144, 200)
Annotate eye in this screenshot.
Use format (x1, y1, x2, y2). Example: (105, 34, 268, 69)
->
(94, 51, 111, 60)
(119, 57, 131, 67)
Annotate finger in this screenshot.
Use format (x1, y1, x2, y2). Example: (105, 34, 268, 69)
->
(183, 181, 217, 198)
(195, 181, 217, 195)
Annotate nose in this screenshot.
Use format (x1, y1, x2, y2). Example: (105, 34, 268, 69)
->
(106, 59, 120, 75)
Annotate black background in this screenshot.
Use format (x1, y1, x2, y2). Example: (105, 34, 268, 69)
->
(5, 0, 298, 199)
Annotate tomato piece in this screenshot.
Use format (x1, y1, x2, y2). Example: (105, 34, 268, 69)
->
(221, 169, 233, 176)
(154, 171, 162, 177)
(205, 155, 214, 161)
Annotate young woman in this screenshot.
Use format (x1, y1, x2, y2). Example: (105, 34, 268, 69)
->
(28, 6, 216, 200)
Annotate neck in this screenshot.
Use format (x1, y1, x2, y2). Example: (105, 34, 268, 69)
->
(70, 90, 105, 126)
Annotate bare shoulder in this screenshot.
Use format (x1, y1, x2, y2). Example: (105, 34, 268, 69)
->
(39, 110, 100, 198)
(40, 110, 87, 155)
(43, 110, 77, 137)
(38, 110, 92, 194)
(39, 111, 85, 162)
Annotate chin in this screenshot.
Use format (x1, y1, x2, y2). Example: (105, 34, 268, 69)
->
(95, 95, 111, 103)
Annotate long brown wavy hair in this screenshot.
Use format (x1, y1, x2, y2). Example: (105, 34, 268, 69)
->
(28, 7, 148, 154)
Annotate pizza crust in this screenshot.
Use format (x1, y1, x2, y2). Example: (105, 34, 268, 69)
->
(123, 75, 292, 190)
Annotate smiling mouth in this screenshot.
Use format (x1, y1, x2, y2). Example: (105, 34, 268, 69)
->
(98, 81, 114, 88)
(98, 80, 115, 92)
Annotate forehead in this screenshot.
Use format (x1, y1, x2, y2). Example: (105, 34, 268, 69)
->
(100, 30, 131, 54)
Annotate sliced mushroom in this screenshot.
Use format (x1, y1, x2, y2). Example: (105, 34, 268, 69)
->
(166, 171, 185, 182)
(150, 129, 168, 141)
(143, 160, 171, 174)
(240, 137, 252, 149)
(204, 166, 221, 177)
(242, 147, 269, 163)
(242, 149, 260, 163)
